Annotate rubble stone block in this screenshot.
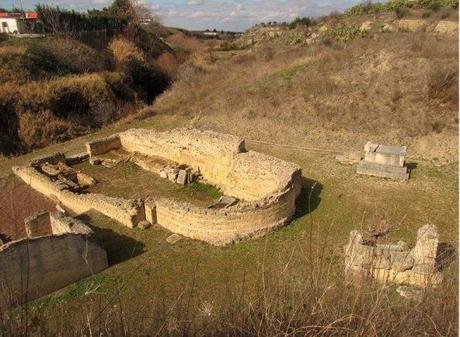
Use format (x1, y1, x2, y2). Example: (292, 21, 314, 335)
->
(166, 234, 182, 244)
(176, 169, 188, 185)
(364, 142, 406, 167)
(396, 286, 423, 301)
(138, 220, 151, 230)
(411, 224, 438, 273)
(390, 251, 414, 272)
(144, 198, 157, 225)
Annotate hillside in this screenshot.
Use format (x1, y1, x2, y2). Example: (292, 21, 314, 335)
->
(152, 5, 458, 165)
(0, 1, 458, 336)
(0, 16, 205, 155)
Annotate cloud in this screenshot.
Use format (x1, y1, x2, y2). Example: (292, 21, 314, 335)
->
(3, 0, 362, 32)
(187, 0, 203, 5)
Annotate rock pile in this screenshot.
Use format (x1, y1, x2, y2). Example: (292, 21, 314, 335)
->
(35, 158, 96, 192)
(344, 224, 443, 288)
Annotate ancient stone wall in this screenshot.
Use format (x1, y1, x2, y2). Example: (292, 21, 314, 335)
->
(0, 234, 107, 302)
(13, 166, 144, 228)
(86, 135, 121, 157)
(155, 171, 301, 245)
(14, 128, 303, 245)
(118, 128, 299, 201)
(118, 128, 246, 196)
(0, 212, 107, 303)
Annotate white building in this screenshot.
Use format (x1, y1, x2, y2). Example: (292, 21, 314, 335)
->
(0, 18, 19, 34)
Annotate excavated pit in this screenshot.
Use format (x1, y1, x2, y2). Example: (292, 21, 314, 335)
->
(13, 128, 302, 246)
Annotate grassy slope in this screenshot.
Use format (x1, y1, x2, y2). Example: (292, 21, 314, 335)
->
(0, 112, 457, 335)
(154, 15, 458, 165)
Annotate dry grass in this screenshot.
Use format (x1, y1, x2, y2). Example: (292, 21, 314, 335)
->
(154, 30, 458, 163)
(166, 32, 204, 52)
(108, 37, 145, 63)
(0, 111, 457, 336)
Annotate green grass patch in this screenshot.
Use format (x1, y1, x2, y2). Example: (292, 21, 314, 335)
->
(184, 181, 222, 200)
(31, 274, 106, 309)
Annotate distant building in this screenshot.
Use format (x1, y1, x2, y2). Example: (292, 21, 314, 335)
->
(0, 11, 37, 34)
(203, 31, 218, 36)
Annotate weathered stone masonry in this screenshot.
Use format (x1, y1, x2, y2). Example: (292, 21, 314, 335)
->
(15, 128, 302, 246)
(0, 211, 107, 302)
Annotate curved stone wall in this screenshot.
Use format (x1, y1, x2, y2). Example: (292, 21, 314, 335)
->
(15, 128, 302, 245)
(117, 128, 299, 201)
(116, 128, 302, 245)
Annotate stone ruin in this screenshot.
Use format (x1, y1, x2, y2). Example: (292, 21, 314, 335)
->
(357, 142, 409, 180)
(13, 128, 302, 246)
(0, 210, 107, 303)
(344, 224, 444, 295)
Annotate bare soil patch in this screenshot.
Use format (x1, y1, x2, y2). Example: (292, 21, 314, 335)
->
(0, 176, 56, 242)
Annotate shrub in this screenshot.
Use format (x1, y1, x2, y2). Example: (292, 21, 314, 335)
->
(18, 110, 75, 150)
(427, 66, 458, 105)
(166, 32, 203, 52)
(109, 37, 145, 63)
(289, 17, 312, 29)
(24, 43, 72, 76)
(321, 23, 367, 42)
(42, 38, 108, 73)
(345, 2, 385, 16)
(125, 23, 172, 59)
(100, 71, 135, 101)
(0, 33, 8, 42)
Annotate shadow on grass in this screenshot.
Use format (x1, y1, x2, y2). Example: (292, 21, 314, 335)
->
(407, 162, 418, 178)
(436, 242, 456, 271)
(293, 177, 323, 220)
(77, 213, 146, 266)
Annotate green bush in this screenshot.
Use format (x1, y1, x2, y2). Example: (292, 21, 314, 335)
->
(289, 17, 312, 29)
(346, 0, 457, 16)
(321, 23, 367, 42)
(345, 2, 385, 16)
(395, 6, 408, 18)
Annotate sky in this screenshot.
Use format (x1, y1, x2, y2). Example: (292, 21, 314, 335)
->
(1, 0, 364, 32)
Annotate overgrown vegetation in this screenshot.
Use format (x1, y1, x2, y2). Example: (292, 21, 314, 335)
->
(0, 0, 197, 155)
(289, 16, 313, 29)
(345, 0, 458, 17)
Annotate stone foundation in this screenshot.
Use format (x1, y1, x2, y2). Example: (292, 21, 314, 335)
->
(14, 128, 302, 246)
(0, 211, 107, 303)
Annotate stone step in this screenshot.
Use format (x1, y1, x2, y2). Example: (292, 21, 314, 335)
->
(357, 161, 409, 180)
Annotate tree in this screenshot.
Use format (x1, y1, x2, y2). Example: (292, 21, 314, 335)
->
(107, 0, 152, 23)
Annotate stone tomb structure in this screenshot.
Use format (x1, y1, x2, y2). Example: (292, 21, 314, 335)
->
(14, 128, 302, 246)
(344, 224, 443, 288)
(357, 142, 409, 180)
(0, 211, 107, 302)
